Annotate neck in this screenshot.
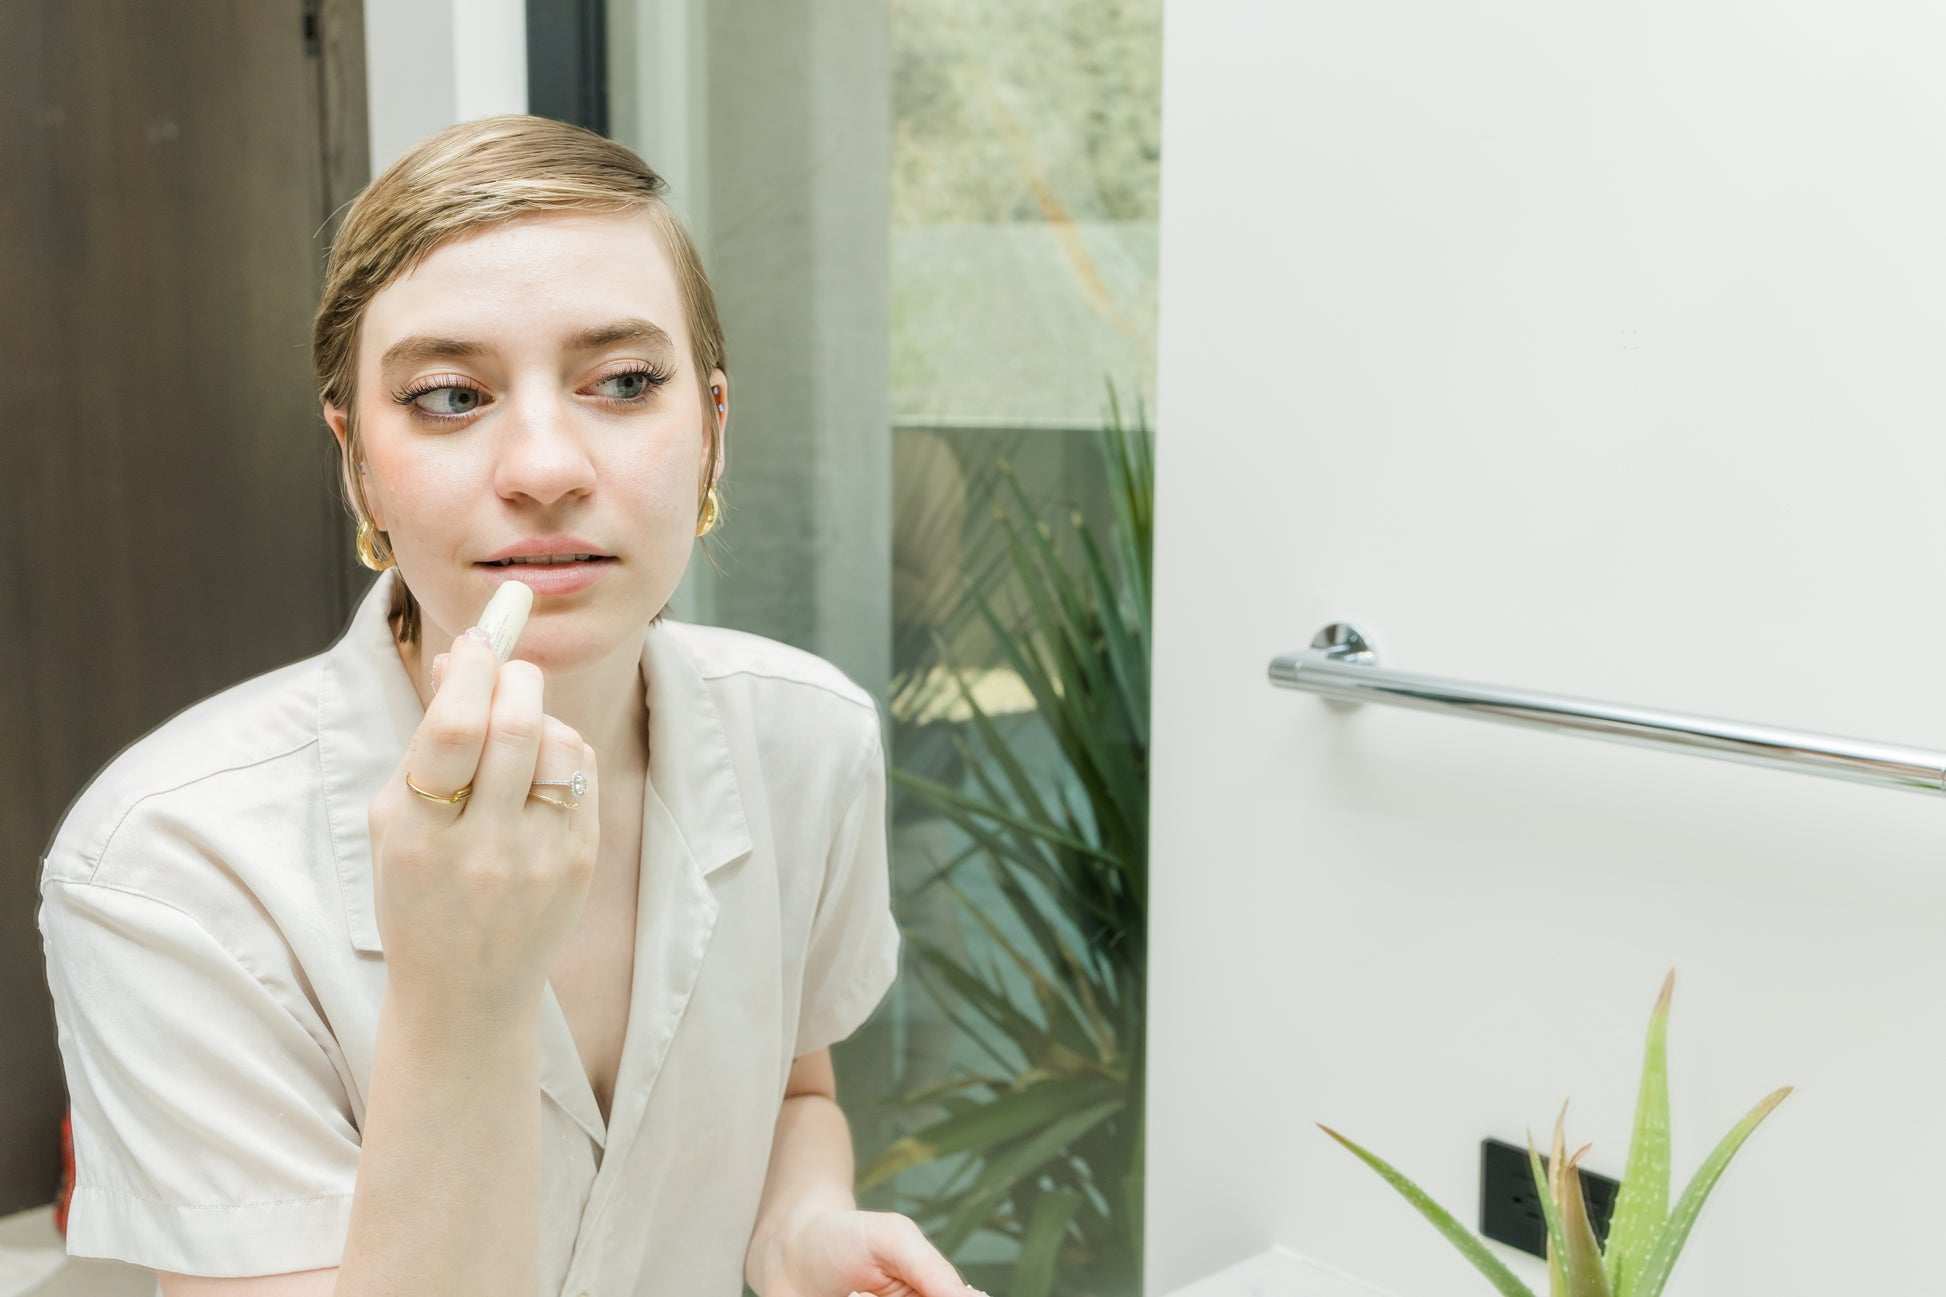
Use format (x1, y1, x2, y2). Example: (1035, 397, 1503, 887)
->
(397, 627, 652, 784)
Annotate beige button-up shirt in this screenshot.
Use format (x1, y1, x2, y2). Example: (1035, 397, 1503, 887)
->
(39, 570, 900, 1294)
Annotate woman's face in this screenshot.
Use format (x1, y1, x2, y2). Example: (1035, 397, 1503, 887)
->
(326, 208, 726, 673)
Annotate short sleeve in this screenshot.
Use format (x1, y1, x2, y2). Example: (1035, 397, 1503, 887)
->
(39, 877, 361, 1276)
(793, 729, 902, 1057)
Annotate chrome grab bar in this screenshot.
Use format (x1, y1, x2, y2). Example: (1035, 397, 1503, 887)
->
(1269, 623, 1946, 796)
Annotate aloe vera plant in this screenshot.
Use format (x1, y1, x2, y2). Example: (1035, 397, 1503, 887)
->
(1320, 973, 1791, 1297)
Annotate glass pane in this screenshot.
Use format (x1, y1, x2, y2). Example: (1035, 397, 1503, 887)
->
(882, 8, 1158, 1289)
(608, 4, 1159, 1292)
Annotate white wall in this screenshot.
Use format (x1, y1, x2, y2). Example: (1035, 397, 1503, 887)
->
(1148, 5, 1946, 1296)
(365, 0, 527, 174)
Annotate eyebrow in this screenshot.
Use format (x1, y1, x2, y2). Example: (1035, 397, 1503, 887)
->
(377, 317, 678, 372)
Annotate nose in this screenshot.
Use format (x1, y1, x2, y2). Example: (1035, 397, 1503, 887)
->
(490, 385, 597, 506)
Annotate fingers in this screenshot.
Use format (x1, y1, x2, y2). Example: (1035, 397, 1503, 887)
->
(469, 658, 546, 808)
(527, 719, 593, 813)
(403, 629, 499, 808)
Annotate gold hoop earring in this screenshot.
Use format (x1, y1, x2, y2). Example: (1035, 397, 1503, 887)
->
(696, 484, 722, 538)
(355, 517, 396, 571)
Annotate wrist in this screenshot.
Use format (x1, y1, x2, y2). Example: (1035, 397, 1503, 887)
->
(744, 1191, 855, 1292)
(381, 981, 542, 1050)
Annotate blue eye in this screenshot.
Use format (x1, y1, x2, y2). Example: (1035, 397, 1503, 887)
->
(594, 371, 652, 400)
(590, 366, 672, 402)
(412, 386, 483, 416)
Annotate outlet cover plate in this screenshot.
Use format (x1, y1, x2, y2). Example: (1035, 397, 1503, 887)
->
(1479, 1137, 1620, 1258)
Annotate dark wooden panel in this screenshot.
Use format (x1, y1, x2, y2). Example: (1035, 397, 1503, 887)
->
(527, 0, 610, 135)
(0, 0, 366, 1212)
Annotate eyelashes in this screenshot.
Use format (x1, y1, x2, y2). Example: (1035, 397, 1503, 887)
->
(389, 363, 676, 424)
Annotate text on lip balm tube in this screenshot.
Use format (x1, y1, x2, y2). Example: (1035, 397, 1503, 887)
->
(476, 580, 534, 663)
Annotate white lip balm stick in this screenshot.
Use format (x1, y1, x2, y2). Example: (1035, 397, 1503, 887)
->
(476, 580, 534, 663)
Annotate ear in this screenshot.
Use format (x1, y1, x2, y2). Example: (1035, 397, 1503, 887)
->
(323, 401, 386, 530)
(706, 368, 729, 483)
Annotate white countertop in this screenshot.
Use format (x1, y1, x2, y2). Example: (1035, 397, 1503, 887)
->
(1161, 1247, 1401, 1297)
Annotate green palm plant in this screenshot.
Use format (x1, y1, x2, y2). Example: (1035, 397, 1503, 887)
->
(1319, 972, 1791, 1297)
(863, 390, 1152, 1297)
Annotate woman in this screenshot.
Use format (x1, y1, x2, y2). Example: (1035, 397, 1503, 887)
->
(39, 115, 977, 1297)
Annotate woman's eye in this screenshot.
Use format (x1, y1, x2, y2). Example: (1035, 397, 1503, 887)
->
(413, 386, 484, 416)
(592, 371, 654, 401)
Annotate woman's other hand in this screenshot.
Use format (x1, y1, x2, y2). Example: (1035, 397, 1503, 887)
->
(748, 1208, 983, 1297)
(366, 624, 600, 1021)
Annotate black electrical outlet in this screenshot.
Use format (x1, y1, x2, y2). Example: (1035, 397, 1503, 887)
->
(1479, 1138, 1620, 1259)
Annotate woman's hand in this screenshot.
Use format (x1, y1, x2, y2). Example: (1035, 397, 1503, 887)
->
(366, 624, 600, 1021)
(747, 1208, 982, 1297)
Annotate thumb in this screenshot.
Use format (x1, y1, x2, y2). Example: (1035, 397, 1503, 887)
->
(872, 1213, 969, 1297)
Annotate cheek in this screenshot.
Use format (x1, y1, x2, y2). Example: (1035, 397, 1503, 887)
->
(364, 447, 470, 543)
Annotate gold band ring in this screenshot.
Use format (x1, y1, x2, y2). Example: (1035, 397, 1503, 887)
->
(405, 772, 473, 804)
(528, 792, 580, 811)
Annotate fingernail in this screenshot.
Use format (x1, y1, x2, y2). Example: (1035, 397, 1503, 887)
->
(430, 652, 449, 691)
(462, 625, 493, 647)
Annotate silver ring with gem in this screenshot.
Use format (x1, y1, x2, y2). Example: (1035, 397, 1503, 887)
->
(531, 771, 589, 799)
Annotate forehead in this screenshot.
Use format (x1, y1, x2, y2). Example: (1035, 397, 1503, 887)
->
(359, 208, 689, 365)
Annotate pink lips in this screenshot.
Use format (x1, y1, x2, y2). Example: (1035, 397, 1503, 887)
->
(476, 557, 616, 596)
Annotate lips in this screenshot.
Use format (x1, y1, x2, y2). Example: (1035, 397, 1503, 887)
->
(475, 553, 615, 596)
(482, 554, 610, 566)
(476, 536, 616, 566)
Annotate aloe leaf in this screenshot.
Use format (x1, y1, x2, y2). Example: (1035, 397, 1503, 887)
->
(1526, 1132, 1568, 1297)
(1606, 971, 1674, 1297)
(1628, 1087, 1792, 1297)
(1558, 1145, 1613, 1297)
(1318, 1125, 1538, 1297)
(1549, 1104, 1569, 1246)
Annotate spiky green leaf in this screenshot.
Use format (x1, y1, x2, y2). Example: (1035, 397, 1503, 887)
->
(1557, 1145, 1613, 1297)
(1629, 1087, 1793, 1297)
(1526, 1132, 1568, 1297)
(1318, 1125, 1538, 1297)
(859, 1078, 1118, 1190)
(1606, 971, 1674, 1297)
(1011, 1188, 1085, 1297)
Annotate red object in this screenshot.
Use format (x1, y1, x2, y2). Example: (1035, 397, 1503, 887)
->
(54, 1108, 74, 1236)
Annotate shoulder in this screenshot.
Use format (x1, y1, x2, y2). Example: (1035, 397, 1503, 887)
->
(43, 656, 323, 886)
(660, 621, 883, 782)
(664, 622, 877, 719)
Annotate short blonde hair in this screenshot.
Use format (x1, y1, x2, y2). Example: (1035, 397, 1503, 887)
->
(312, 114, 727, 644)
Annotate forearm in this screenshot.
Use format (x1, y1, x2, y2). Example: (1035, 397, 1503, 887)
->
(334, 988, 544, 1297)
(744, 1092, 858, 1290)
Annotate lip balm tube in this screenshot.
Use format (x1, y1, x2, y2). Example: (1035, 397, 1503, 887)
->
(475, 580, 534, 664)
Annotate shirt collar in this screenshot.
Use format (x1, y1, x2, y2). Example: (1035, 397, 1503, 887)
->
(319, 569, 752, 955)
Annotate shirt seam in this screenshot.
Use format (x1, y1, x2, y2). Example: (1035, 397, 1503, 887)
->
(49, 879, 360, 1208)
(43, 878, 285, 1014)
(690, 663, 879, 713)
(73, 736, 320, 885)
(69, 1184, 355, 1210)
